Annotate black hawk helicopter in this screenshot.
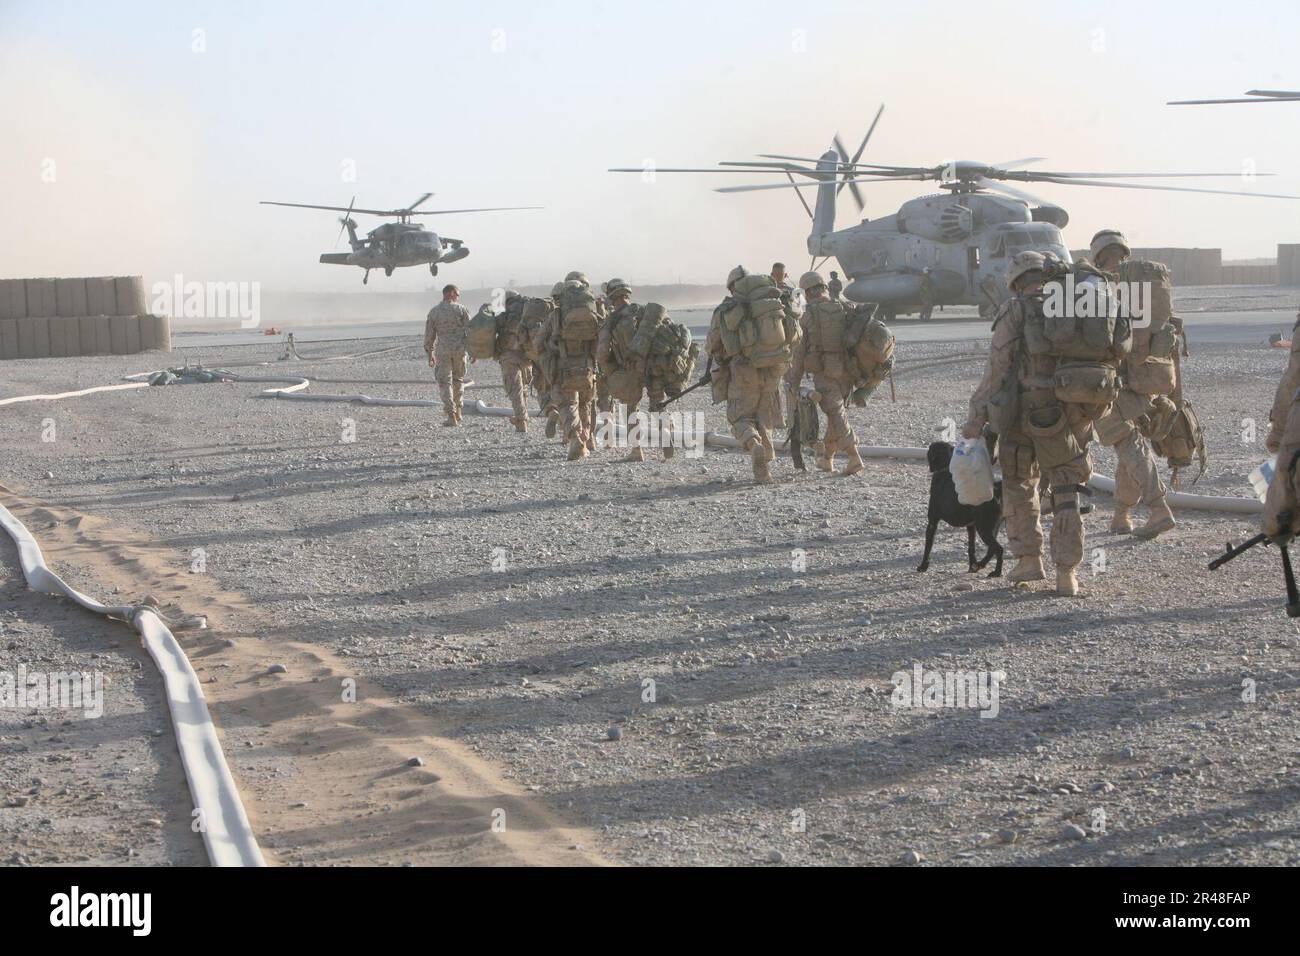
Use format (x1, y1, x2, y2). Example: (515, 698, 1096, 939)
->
(612, 105, 1297, 319)
(260, 193, 541, 284)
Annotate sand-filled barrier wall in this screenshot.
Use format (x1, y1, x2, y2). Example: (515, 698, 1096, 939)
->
(0, 276, 169, 360)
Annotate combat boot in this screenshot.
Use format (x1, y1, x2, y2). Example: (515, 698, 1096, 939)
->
(514, 417, 528, 433)
(624, 446, 645, 462)
(545, 412, 559, 439)
(750, 442, 773, 484)
(1133, 498, 1176, 540)
(1008, 555, 1046, 583)
(843, 445, 865, 476)
(816, 452, 834, 473)
(567, 436, 588, 461)
(1110, 505, 1133, 534)
(443, 413, 457, 427)
(1056, 567, 1080, 597)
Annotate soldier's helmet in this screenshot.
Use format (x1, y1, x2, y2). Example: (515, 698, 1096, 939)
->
(726, 265, 748, 288)
(564, 270, 589, 284)
(550, 281, 567, 297)
(798, 271, 826, 292)
(504, 289, 522, 303)
(1006, 251, 1047, 289)
(605, 278, 631, 297)
(1089, 229, 1131, 261)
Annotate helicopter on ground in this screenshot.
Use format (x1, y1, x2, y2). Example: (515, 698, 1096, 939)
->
(260, 193, 541, 284)
(612, 106, 1297, 319)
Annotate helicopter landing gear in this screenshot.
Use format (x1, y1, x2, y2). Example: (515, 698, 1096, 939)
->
(384, 266, 394, 278)
(363, 269, 370, 285)
(430, 263, 438, 277)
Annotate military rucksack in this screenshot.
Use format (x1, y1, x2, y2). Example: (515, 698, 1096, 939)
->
(1117, 258, 1179, 396)
(1024, 262, 1131, 406)
(716, 274, 798, 368)
(495, 296, 529, 354)
(467, 305, 498, 361)
(558, 280, 600, 347)
(632, 303, 697, 389)
(844, 305, 896, 390)
(606, 304, 642, 369)
(1152, 398, 1208, 486)
(521, 297, 554, 360)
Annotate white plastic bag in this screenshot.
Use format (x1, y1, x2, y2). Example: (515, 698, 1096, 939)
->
(951, 438, 995, 506)
(1249, 456, 1277, 503)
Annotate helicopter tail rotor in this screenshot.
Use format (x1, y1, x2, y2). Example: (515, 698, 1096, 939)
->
(335, 196, 357, 248)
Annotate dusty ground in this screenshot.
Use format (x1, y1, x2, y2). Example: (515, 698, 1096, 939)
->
(1, 332, 1298, 866)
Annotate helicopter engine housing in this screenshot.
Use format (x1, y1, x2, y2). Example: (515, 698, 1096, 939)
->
(896, 195, 974, 243)
(1031, 205, 1070, 229)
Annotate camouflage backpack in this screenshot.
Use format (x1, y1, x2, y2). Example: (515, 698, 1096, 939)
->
(521, 297, 554, 361)
(843, 304, 896, 391)
(467, 305, 498, 361)
(632, 303, 698, 390)
(559, 280, 600, 347)
(716, 274, 798, 368)
(1024, 261, 1131, 406)
(1117, 258, 1179, 397)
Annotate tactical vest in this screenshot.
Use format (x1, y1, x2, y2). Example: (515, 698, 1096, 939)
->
(803, 299, 850, 377)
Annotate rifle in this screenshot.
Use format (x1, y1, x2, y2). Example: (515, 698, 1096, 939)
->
(787, 384, 820, 472)
(1207, 517, 1300, 617)
(650, 356, 712, 413)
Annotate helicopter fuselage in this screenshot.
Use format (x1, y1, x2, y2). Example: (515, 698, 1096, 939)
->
(817, 191, 1071, 316)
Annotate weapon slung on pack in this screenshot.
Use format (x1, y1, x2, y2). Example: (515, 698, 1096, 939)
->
(650, 358, 712, 412)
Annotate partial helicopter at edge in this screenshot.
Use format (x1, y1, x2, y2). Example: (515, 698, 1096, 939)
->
(611, 105, 1298, 320)
(1169, 89, 1300, 105)
(260, 193, 542, 284)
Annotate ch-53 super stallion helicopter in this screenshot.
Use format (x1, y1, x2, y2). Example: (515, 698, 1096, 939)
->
(260, 193, 541, 284)
(612, 106, 1297, 319)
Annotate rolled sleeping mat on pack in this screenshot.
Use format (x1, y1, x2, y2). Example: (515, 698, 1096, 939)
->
(94, 315, 114, 355)
(85, 276, 117, 316)
(139, 314, 171, 352)
(110, 315, 132, 354)
(78, 316, 99, 355)
(17, 316, 50, 358)
(56, 277, 89, 318)
(25, 278, 58, 318)
(0, 319, 17, 359)
(114, 275, 147, 316)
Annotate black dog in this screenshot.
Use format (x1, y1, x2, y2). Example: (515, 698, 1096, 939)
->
(916, 441, 1004, 577)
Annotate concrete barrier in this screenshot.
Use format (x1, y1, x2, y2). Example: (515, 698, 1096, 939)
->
(0, 276, 169, 360)
(25, 278, 58, 318)
(86, 276, 116, 316)
(56, 277, 88, 318)
(140, 313, 172, 352)
(0, 319, 17, 359)
(94, 315, 113, 356)
(17, 316, 49, 357)
(0, 278, 26, 319)
(114, 275, 146, 316)
(109, 315, 132, 354)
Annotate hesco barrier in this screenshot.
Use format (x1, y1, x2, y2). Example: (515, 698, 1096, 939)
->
(0, 275, 168, 360)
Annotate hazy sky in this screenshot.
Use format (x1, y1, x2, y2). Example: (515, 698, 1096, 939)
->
(2, 0, 1298, 294)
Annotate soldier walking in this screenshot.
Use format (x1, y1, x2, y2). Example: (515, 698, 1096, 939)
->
(424, 284, 470, 427)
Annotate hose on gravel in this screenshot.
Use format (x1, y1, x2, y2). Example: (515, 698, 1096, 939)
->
(0, 500, 266, 867)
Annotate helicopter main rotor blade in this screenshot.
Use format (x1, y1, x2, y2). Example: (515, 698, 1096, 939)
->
(1169, 94, 1300, 104)
(261, 200, 404, 216)
(851, 104, 885, 167)
(405, 192, 435, 212)
(1245, 89, 1300, 98)
(976, 178, 1051, 207)
(406, 206, 544, 215)
(610, 165, 820, 175)
(991, 157, 1046, 170)
(716, 176, 925, 194)
(1002, 170, 1276, 180)
(1026, 176, 1300, 200)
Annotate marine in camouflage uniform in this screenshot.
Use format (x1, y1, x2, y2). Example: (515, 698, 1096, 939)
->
(706, 265, 794, 484)
(963, 252, 1117, 597)
(495, 290, 533, 432)
(1086, 229, 1177, 540)
(786, 270, 865, 475)
(424, 284, 471, 426)
(1261, 311, 1300, 541)
(547, 271, 603, 460)
(596, 279, 654, 461)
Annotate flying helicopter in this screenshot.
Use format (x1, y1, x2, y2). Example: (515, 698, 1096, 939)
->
(259, 193, 541, 284)
(611, 106, 1298, 319)
(1169, 89, 1300, 105)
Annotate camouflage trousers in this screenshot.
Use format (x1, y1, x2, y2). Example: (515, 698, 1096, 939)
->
(1264, 389, 1300, 539)
(434, 350, 467, 414)
(1094, 391, 1165, 508)
(557, 372, 596, 446)
(499, 352, 531, 425)
(727, 361, 785, 452)
(811, 374, 858, 456)
(998, 396, 1099, 572)
(531, 361, 553, 414)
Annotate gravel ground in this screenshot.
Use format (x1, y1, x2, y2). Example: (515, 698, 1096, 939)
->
(1, 333, 1297, 866)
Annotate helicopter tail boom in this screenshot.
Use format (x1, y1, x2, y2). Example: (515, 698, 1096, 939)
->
(809, 149, 840, 256)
